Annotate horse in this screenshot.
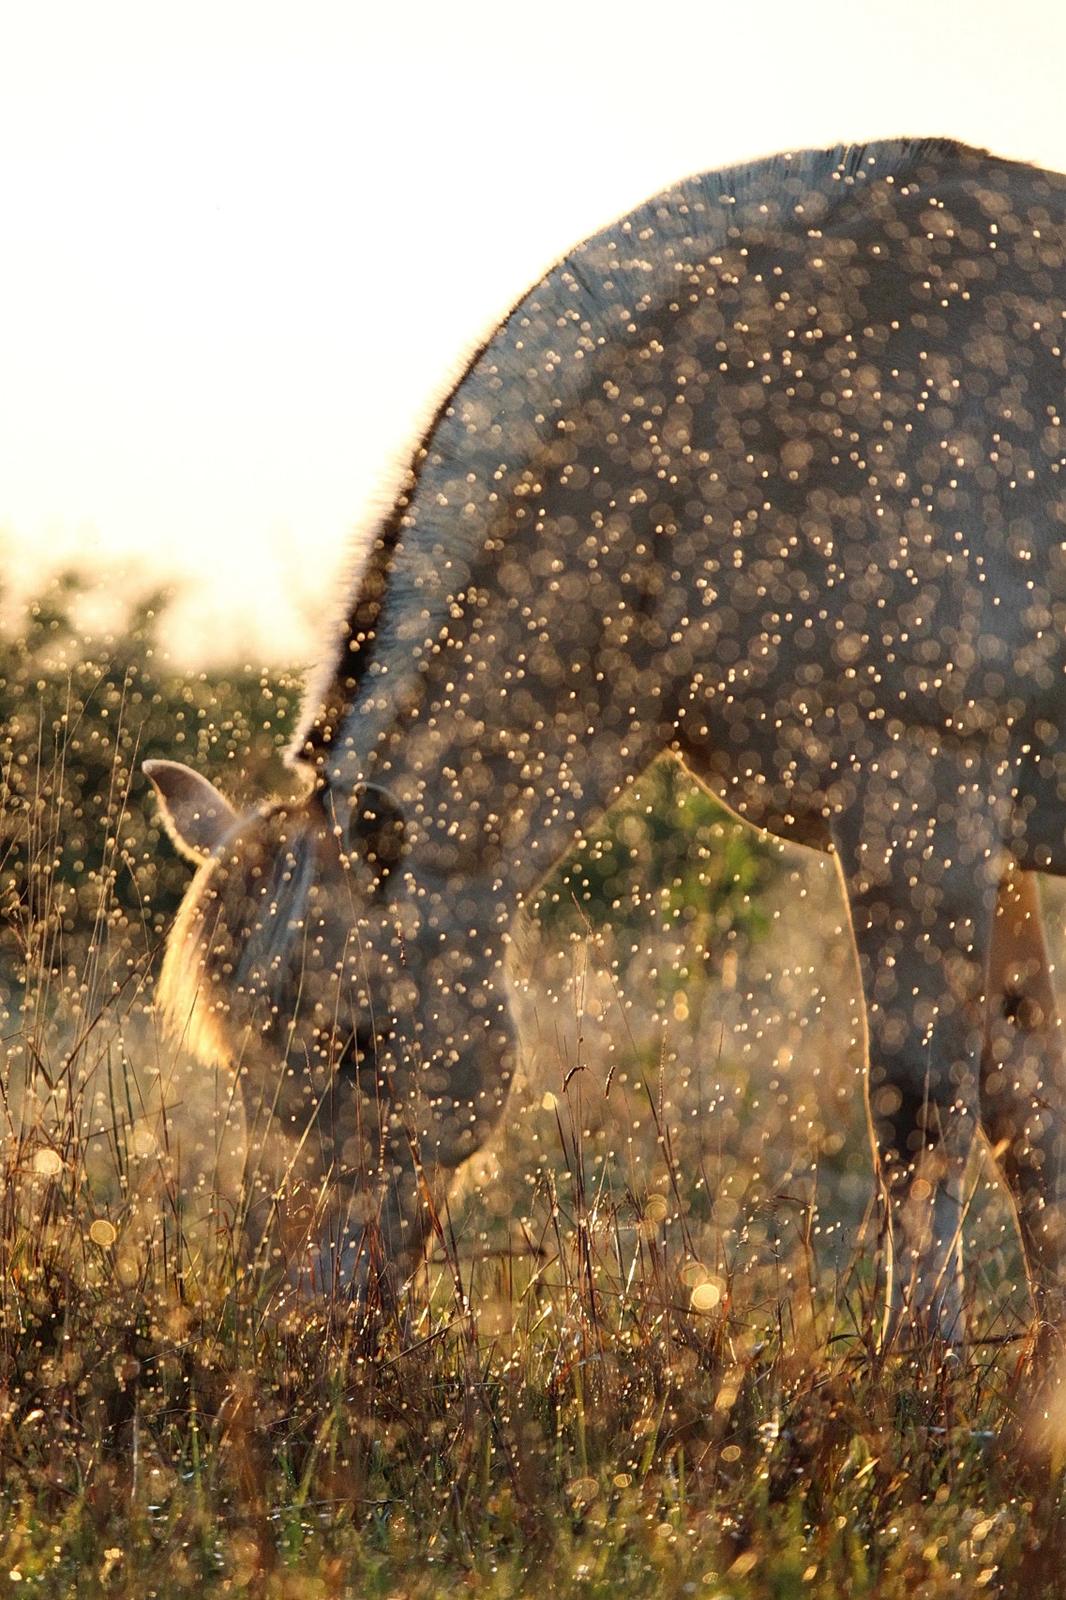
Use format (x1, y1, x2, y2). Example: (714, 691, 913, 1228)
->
(145, 137, 1066, 1344)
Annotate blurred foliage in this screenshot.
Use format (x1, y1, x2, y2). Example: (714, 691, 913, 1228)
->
(0, 571, 303, 974)
(0, 570, 777, 980)
(534, 757, 777, 959)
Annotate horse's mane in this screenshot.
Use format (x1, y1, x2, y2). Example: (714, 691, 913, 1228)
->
(288, 135, 987, 769)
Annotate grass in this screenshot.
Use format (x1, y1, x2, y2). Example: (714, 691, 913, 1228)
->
(2, 581, 1065, 1597)
(3, 963, 1065, 1600)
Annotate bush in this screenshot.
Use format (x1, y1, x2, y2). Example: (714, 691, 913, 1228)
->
(0, 571, 302, 978)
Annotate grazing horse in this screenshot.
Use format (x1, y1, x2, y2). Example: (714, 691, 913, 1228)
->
(146, 137, 1066, 1343)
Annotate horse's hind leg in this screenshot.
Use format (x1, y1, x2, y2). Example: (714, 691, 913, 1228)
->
(981, 865, 1066, 1331)
(831, 751, 1004, 1345)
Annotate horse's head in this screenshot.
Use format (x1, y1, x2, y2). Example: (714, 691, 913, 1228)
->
(144, 759, 412, 1092)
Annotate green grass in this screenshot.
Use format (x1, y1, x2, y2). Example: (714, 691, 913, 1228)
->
(2, 575, 1065, 1597)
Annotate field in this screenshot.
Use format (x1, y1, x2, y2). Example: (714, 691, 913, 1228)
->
(2, 576, 1065, 1597)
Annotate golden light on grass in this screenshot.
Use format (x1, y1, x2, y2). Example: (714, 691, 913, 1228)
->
(31, 1148, 63, 1178)
(1024, 1354, 1066, 1467)
(88, 1219, 117, 1249)
(566, 1476, 600, 1509)
(690, 1279, 723, 1313)
(682, 1259, 725, 1312)
(130, 1125, 158, 1159)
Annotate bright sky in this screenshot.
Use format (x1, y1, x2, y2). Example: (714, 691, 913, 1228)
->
(3, 0, 1066, 663)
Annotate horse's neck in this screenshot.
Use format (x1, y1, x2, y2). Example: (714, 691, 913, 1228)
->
(359, 635, 675, 919)
(349, 472, 690, 918)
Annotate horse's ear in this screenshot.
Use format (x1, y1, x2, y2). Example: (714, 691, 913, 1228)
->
(343, 783, 406, 890)
(143, 760, 238, 864)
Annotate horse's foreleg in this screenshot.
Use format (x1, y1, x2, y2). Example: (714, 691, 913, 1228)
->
(832, 756, 1003, 1347)
(981, 865, 1066, 1333)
